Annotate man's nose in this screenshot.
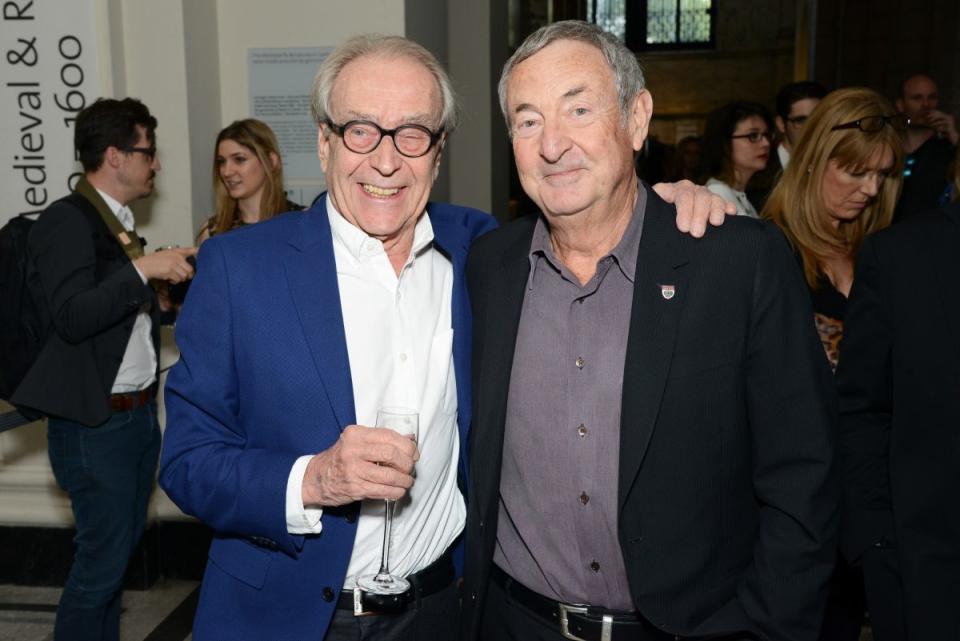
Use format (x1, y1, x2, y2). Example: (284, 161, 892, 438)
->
(539, 119, 571, 163)
(369, 135, 403, 174)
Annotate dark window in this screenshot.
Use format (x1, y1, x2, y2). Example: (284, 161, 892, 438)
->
(587, 0, 715, 51)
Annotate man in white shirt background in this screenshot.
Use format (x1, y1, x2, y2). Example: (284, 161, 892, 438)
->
(15, 97, 196, 641)
(774, 80, 828, 171)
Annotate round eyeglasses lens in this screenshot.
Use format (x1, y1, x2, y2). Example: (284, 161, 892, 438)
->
(394, 127, 432, 156)
(343, 123, 381, 153)
(889, 115, 910, 131)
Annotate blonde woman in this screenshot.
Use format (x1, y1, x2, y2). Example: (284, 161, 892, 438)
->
(198, 119, 300, 244)
(763, 87, 905, 371)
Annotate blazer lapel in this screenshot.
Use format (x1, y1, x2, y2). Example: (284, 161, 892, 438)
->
(474, 219, 535, 505)
(283, 197, 356, 429)
(619, 195, 689, 511)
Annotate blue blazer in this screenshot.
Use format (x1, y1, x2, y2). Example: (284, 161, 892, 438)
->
(159, 196, 496, 641)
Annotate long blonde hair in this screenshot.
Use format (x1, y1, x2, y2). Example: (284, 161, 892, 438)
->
(762, 88, 904, 289)
(206, 119, 286, 238)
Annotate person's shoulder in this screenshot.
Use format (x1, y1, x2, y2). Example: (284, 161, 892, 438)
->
(868, 201, 957, 255)
(429, 201, 497, 230)
(204, 208, 311, 253)
(468, 212, 536, 257)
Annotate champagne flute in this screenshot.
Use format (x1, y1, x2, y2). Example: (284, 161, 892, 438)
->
(357, 407, 419, 595)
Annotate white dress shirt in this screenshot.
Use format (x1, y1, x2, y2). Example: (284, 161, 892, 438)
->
(777, 143, 791, 170)
(285, 200, 465, 590)
(705, 178, 759, 218)
(95, 188, 156, 393)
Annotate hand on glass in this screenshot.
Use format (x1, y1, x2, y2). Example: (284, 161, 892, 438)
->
(358, 408, 419, 595)
(301, 423, 419, 507)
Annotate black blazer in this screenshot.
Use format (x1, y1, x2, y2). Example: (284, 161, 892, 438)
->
(462, 189, 838, 641)
(13, 191, 158, 426)
(836, 202, 960, 637)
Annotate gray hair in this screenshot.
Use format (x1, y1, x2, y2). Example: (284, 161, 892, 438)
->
(311, 34, 459, 133)
(497, 20, 645, 132)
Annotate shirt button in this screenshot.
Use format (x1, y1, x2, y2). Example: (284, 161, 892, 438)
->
(575, 356, 585, 369)
(590, 560, 600, 573)
(577, 424, 587, 438)
(399, 353, 407, 362)
(579, 492, 590, 505)
(322, 586, 335, 601)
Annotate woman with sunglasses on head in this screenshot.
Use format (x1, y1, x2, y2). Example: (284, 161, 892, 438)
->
(763, 87, 905, 372)
(198, 119, 301, 245)
(763, 87, 906, 641)
(698, 101, 774, 217)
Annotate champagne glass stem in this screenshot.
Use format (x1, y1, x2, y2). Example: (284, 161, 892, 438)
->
(376, 499, 394, 577)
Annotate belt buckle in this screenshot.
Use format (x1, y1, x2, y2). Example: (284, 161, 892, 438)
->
(559, 603, 613, 641)
(352, 587, 376, 617)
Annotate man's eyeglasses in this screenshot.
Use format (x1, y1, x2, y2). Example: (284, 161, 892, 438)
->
(831, 114, 910, 133)
(122, 145, 157, 161)
(785, 115, 809, 127)
(730, 131, 773, 144)
(325, 119, 444, 158)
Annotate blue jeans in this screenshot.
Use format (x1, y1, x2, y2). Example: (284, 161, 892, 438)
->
(47, 401, 162, 641)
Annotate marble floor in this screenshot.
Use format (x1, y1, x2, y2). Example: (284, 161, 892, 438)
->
(0, 580, 198, 641)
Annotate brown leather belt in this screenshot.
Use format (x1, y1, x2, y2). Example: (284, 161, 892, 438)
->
(109, 384, 157, 412)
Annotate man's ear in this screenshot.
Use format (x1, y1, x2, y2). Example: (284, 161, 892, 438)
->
(895, 97, 904, 113)
(104, 146, 123, 169)
(629, 90, 654, 152)
(775, 115, 786, 136)
(317, 126, 330, 174)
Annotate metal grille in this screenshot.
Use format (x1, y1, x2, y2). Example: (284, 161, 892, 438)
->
(679, 0, 712, 43)
(587, 0, 628, 41)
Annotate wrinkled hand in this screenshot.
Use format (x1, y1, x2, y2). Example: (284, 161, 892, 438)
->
(926, 109, 958, 145)
(134, 247, 197, 283)
(302, 425, 420, 507)
(653, 179, 736, 238)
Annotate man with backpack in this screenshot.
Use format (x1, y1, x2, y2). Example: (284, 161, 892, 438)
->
(11, 97, 195, 641)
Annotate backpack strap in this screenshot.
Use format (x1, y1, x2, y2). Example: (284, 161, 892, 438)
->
(73, 177, 144, 261)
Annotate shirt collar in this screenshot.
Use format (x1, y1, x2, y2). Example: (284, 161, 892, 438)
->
(95, 187, 124, 217)
(778, 143, 790, 168)
(326, 197, 435, 263)
(527, 182, 646, 287)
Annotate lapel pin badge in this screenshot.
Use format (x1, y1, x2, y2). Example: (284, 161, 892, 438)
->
(659, 284, 676, 300)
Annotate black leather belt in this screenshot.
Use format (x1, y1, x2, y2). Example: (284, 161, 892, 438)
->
(337, 547, 455, 616)
(491, 564, 674, 641)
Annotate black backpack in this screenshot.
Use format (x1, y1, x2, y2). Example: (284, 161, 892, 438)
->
(0, 213, 51, 406)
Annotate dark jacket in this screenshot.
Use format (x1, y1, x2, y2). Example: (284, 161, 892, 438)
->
(13, 190, 158, 426)
(462, 188, 839, 641)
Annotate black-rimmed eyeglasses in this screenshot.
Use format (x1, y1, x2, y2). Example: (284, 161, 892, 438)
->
(831, 114, 910, 133)
(730, 131, 773, 144)
(122, 145, 157, 161)
(325, 119, 444, 158)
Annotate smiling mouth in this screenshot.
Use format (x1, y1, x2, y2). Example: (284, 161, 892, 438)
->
(361, 184, 402, 197)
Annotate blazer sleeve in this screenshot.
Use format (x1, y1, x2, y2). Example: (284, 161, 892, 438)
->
(834, 235, 896, 562)
(159, 240, 304, 556)
(30, 201, 153, 343)
(740, 225, 839, 641)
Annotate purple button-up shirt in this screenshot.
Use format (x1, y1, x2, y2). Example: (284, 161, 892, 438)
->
(493, 187, 647, 610)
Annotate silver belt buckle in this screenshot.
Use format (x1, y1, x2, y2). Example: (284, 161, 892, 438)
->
(352, 587, 375, 617)
(559, 603, 613, 641)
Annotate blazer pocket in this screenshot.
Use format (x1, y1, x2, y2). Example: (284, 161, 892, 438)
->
(208, 536, 273, 589)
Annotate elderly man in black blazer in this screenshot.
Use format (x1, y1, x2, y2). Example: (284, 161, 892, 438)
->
(461, 21, 838, 641)
(837, 200, 960, 639)
(13, 98, 194, 641)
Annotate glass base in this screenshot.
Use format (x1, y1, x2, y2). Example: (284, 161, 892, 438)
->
(356, 572, 410, 595)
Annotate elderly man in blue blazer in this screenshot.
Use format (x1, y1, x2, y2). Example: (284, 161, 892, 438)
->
(159, 33, 730, 641)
